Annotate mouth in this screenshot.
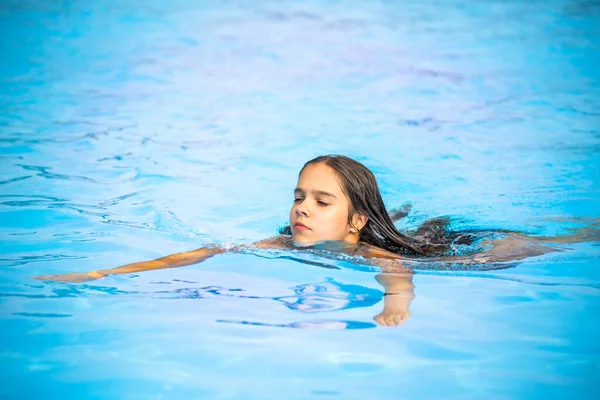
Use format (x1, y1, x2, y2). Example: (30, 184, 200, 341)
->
(293, 222, 311, 231)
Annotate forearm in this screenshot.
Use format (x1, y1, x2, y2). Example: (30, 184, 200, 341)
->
(95, 260, 172, 276)
(375, 272, 415, 294)
(373, 272, 415, 327)
(33, 245, 231, 283)
(94, 246, 225, 277)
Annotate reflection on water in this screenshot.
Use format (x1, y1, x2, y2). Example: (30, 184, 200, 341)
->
(166, 278, 382, 312)
(280, 280, 382, 312)
(216, 319, 377, 330)
(172, 278, 389, 328)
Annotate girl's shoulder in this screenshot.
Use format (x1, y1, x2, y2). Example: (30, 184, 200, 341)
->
(252, 235, 293, 249)
(354, 242, 402, 260)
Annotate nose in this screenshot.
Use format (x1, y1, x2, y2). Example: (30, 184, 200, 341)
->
(295, 202, 310, 217)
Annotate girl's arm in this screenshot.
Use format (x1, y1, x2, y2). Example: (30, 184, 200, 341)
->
(33, 236, 287, 283)
(33, 246, 226, 283)
(373, 270, 416, 327)
(357, 244, 416, 327)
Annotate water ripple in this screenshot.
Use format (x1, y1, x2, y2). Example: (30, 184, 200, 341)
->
(0, 176, 31, 185)
(216, 319, 376, 330)
(97, 192, 148, 207)
(11, 312, 72, 318)
(0, 194, 67, 202)
(14, 164, 101, 184)
(0, 254, 88, 267)
(0, 124, 137, 145)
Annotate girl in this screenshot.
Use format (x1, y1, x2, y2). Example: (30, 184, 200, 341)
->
(35, 155, 599, 326)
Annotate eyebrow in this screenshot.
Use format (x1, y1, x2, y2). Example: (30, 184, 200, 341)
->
(294, 188, 337, 199)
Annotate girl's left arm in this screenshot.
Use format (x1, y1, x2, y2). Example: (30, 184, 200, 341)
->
(373, 271, 416, 327)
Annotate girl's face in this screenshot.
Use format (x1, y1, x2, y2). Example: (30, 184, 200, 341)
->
(289, 163, 359, 245)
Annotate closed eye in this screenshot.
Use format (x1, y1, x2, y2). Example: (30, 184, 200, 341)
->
(293, 198, 303, 203)
(317, 201, 329, 206)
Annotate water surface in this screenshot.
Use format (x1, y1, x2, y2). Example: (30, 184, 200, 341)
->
(1, 0, 599, 399)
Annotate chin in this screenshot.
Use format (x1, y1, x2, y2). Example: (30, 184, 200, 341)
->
(291, 233, 315, 247)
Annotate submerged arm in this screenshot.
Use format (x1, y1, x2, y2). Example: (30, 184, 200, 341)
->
(445, 223, 600, 264)
(96, 247, 225, 275)
(374, 271, 416, 327)
(363, 249, 416, 327)
(33, 246, 226, 283)
(34, 236, 287, 283)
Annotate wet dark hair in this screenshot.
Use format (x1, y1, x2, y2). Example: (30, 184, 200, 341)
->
(282, 154, 469, 256)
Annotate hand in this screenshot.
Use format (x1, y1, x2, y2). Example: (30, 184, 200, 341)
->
(33, 272, 101, 283)
(373, 308, 411, 327)
(374, 293, 414, 327)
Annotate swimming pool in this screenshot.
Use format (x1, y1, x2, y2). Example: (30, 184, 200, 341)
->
(1, 0, 599, 398)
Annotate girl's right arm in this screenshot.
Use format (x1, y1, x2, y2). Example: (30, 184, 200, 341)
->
(33, 236, 289, 283)
(33, 246, 226, 283)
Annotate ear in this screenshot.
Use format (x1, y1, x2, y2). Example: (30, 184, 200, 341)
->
(350, 213, 368, 233)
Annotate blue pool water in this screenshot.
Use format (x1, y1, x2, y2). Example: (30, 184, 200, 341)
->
(1, 0, 599, 398)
